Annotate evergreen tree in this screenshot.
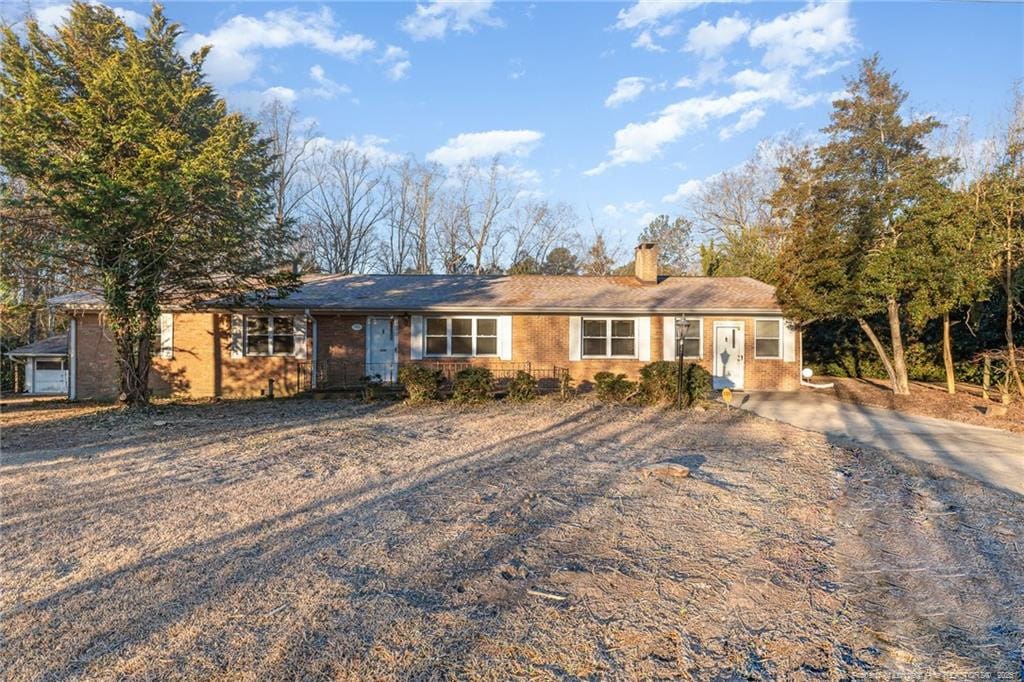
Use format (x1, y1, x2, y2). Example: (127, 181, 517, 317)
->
(774, 56, 954, 395)
(0, 3, 294, 404)
(638, 214, 694, 274)
(541, 247, 579, 275)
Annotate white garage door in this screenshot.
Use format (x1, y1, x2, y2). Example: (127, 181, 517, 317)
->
(33, 359, 68, 394)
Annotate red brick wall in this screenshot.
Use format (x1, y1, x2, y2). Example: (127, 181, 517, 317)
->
(72, 310, 800, 401)
(73, 312, 311, 401)
(399, 313, 800, 390)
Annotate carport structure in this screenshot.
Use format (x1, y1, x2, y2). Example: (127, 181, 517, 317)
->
(5, 335, 68, 395)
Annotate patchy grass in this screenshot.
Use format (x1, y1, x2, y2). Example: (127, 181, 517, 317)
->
(1, 397, 1021, 679)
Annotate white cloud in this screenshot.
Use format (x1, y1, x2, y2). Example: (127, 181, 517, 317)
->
(401, 0, 502, 41)
(748, 1, 855, 69)
(306, 65, 351, 99)
(605, 77, 651, 108)
(378, 45, 412, 81)
(675, 58, 726, 89)
(632, 30, 666, 53)
(309, 134, 402, 164)
(32, 2, 147, 34)
(684, 15, 750, 57)
(181, 7, 376, 88)
(386, 61, 412, 81)
(602, 204, 623, 219)
(587, 69, 812, 175)
(614, 1, 704, 30)
(662, 179, 704, 203)
(427, 129, 543, 165)
(623, 200, 651, 213)
(718, 107, 765, 140)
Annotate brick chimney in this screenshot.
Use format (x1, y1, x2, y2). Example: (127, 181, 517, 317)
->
(634, 242, 659, 283)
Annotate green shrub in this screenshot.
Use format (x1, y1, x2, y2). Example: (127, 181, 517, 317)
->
(639, 361, 678, 405)
(682, 363, 712, 406)
(398, 365, 442, 403)
(507, 370, 538, 402)
(452, 366, 494, 404)
(593, 371, 636, 403)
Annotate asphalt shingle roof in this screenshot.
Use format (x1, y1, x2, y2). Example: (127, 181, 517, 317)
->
(49, 274, 781, 313)
(5, 335, 68, 357)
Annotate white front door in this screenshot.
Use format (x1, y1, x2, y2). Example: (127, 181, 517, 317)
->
(713, 323, 745, 390)
(366, 317, 397, 382)
(32, 358, 68, 394)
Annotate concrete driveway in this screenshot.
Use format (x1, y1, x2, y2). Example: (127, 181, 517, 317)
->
(736, 391, 1024, 496)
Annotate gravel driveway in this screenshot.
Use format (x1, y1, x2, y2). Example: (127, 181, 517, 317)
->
(2, 397, 1021, 679)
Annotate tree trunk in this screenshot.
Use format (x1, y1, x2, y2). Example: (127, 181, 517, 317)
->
(856, 317, 899, 390)
(942, 312, 956, 395)
(1003, 213, 1024, 395)
(886, 297, 910, 395)
(112, 318, 154, 406)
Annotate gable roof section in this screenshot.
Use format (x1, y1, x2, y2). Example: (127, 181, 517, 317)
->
(49, 274, 782, 314)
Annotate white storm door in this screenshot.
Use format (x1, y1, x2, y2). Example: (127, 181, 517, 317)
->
(366, 317, 397, 382)
(713, 323, 745, 390)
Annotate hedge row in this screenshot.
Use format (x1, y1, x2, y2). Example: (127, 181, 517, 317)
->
(397, 361, 711, 408)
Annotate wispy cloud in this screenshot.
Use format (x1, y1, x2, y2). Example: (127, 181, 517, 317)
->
(662, 179, 704, 203)
(306, 65, 351, 100)
(401, 0, 503, 41)
(605, 77, 651, 108)
(379, 45, 411, 81)
(426, 129, 544, 165)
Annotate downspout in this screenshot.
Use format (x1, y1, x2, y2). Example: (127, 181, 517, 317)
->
(68, 317, 77, 400)
(307, 308, 317, 389)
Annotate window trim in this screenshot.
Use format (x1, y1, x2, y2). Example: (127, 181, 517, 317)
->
(675, 316, 703, 359)
(244, 315, 296, 357)
(423, 316, 500, 358)
(581, 317, 638, 359)
(753, 317, 783, 360)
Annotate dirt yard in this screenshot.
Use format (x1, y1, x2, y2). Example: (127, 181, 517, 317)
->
(1, 396, 1021, 679)
(819, 375, 1024, 433)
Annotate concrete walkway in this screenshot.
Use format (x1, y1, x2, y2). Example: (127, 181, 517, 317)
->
(736, 391, 1024, 496)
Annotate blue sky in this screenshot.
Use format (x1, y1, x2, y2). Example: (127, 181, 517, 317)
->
(12, 1, 1024, 246)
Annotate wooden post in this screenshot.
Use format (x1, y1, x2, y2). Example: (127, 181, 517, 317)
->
(982, 355, 991, 401)
(267, 378, 275, 399)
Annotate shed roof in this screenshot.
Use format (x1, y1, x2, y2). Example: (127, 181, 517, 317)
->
(49, 274, 782, 314)
(6, 335, 68, 357)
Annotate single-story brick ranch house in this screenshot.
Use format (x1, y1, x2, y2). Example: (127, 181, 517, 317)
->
(50, 244, 801, 401)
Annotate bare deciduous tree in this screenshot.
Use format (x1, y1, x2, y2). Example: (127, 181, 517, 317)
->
(303, 145, 390, 274)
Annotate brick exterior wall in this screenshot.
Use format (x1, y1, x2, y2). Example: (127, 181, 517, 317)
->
(71, 310, 800, 401)
(73, 312, 311, 401)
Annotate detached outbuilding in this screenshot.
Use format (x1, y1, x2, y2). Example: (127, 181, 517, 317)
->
(5, 335, 69, 395)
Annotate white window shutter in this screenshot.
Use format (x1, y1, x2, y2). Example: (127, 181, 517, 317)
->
(568, 316, 581, 361)
(230, 314, 244, 358)
(293, 316, 307, 360)
(662, 316, 676, 361)
(410, 315, 424, 360)
(783, 320, 797, 362)
(498, 315, 513, 360)
(636, 317, 651, 361)
(159, 312, 174, 359)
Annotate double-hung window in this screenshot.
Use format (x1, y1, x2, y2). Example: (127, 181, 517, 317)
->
(754, 319, 782, 359)
(676, 318, 702, 359)
(245, 316, 295, 356)
(425, 317, 498, 357)
(582, 318, 635, 358)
